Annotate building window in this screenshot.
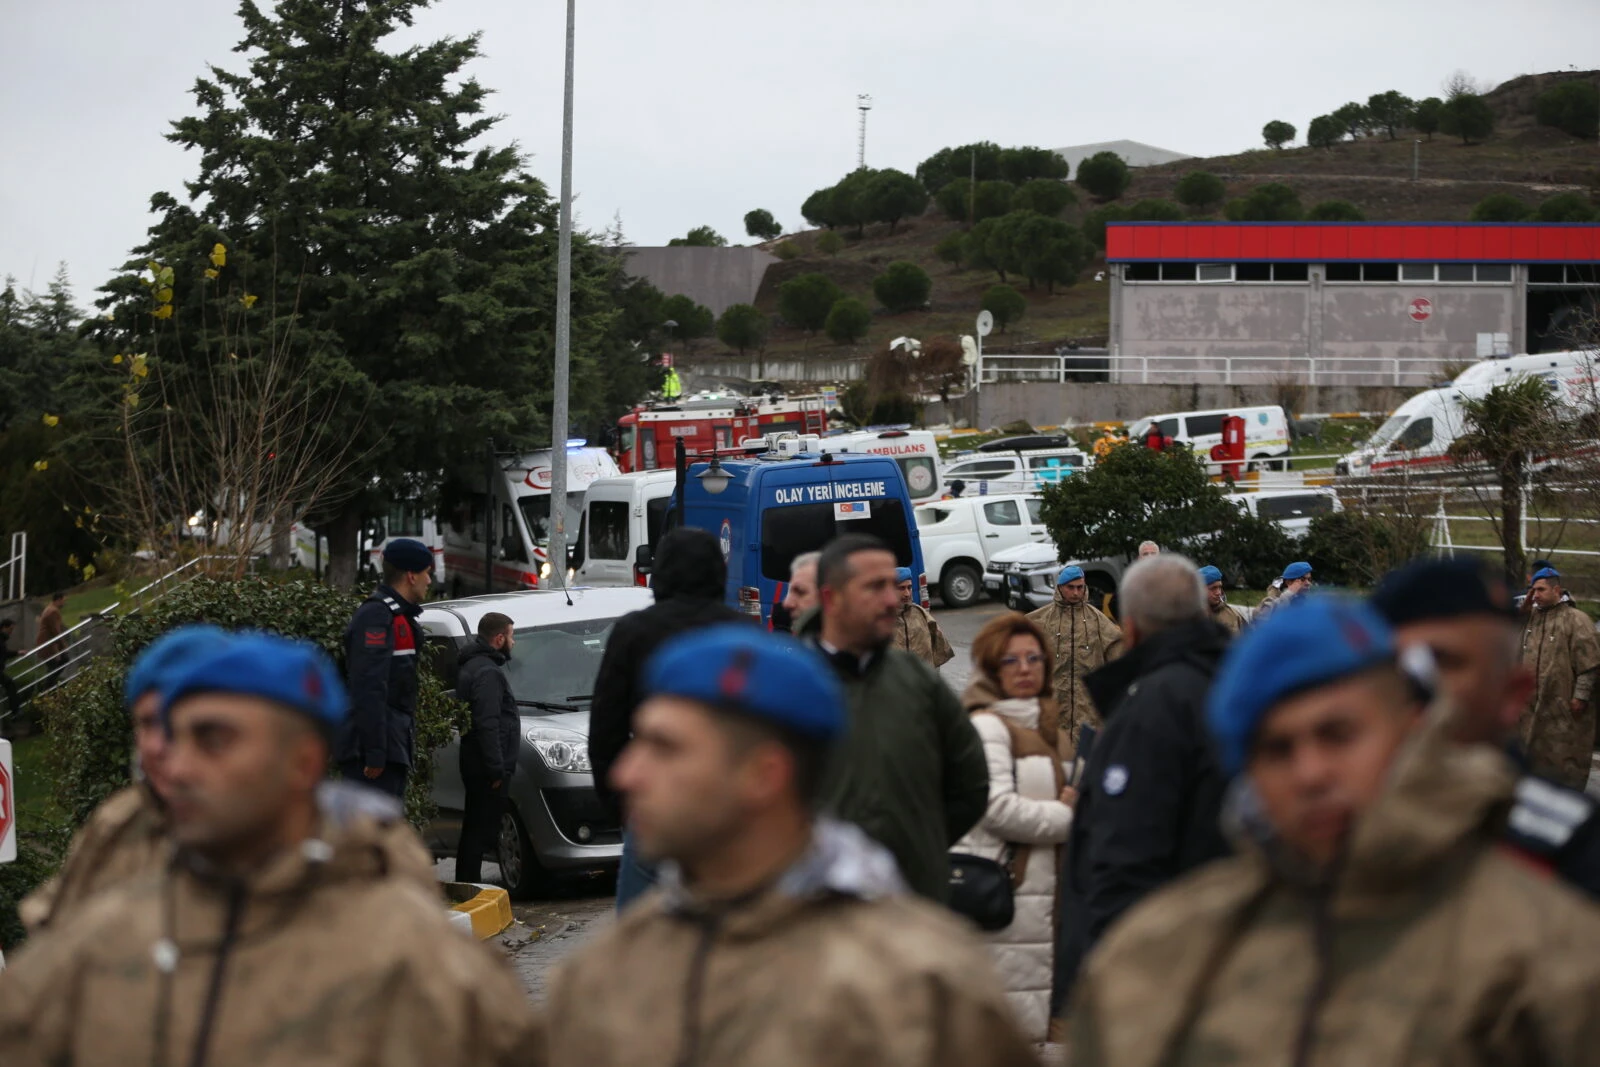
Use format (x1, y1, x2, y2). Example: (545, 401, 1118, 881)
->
(1326, 263, 1362, 282)
(1236, 263, 1271, 282)
(1197, 263, 1234, 283)
(1162, 263, 1198, 281)
(1475, 264, 1512, 282)
(1438, 263, 1475, 282)
(1362, 263, 1400, 282)
(1273, 263, 1309, 282)
(1125, 263, 1159, 281)
(1400, 263, 1435, 282)
(1124, 262, 1309, 284)
(1529, 264, 1565, 284)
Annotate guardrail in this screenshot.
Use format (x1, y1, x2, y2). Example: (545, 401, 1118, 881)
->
(977, 353, 1463, 388)
(2, 555, 228, 719)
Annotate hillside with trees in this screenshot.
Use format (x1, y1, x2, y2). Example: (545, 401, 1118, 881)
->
(688, 70, 1598, 370)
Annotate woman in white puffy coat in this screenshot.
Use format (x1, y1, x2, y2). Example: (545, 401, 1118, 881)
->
(951, 611, 1076, 1042)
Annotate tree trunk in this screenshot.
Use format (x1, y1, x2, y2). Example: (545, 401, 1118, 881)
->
(1501, 462, 1526, 587)
(269, 504, 293, 570)
(325, 505, 363, 591)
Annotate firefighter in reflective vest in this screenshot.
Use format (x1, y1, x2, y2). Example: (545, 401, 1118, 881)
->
(337, 538, 430, 799)
(661, 367, 682, 401)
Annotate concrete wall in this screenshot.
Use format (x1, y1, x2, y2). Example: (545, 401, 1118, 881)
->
(624, 247, 779, 317)
(1110, 269, 1522, 383)
(924, 381, 1412, 430)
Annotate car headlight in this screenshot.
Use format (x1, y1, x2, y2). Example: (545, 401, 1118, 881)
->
(524, 725, 592, 773)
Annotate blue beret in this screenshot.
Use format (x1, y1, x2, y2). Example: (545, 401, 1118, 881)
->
(1057, 565, 1084, 586)
(896, 567, 914, 584)
(1207, 595, 1394, 776)
(124, 625, 232, 707)
(1199, 565, 1224, 586)
(163, 633, 348, 730)
(1532, 566, 1561, 582)
(642, 624, 844, 740)
(383, 538, 433, 573)
(1282, 561, 1313, 581)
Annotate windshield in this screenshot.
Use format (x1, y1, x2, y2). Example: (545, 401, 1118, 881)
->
(503, 617, 615, 712)
(618, 427, 635, 454)
(517, 492, 586, 544)
(1366, 413, 1409, 451)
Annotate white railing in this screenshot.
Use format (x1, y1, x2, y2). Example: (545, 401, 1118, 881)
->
(2, 555, 228, 716)
(977, 353, 1465, 388)
(1, 533, 23, 603)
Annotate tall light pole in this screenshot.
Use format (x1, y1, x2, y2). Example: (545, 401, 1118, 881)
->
(856, 94, 872, 168)
(547, 0, 576, 589)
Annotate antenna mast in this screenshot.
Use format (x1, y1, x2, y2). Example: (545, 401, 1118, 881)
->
(856, 94, 872, 168)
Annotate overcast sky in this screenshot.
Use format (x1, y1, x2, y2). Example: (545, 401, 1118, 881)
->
(2, 0, 1594, 303)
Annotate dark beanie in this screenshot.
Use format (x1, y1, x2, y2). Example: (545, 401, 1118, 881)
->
(1371, 557, 1517, 627)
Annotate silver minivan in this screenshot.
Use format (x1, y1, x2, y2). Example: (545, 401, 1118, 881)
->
(418, 586, 654, 896)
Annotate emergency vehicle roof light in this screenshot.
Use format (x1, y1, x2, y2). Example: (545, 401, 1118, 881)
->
(566, 438, 587, 447)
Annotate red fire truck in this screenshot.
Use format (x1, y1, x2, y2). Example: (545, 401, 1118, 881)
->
(612, 394, 829, 473)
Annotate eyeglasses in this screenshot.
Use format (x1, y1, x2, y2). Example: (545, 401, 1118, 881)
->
(999, 654, 1044, 670)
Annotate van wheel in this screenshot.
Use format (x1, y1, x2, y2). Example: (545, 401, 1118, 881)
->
(940, 562, 983, 609)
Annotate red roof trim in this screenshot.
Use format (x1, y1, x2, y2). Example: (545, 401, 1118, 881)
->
(1104, 223, 1600, 263)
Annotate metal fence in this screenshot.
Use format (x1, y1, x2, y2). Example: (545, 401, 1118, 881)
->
(2, 555, 227, 721)
(977, 353, 1464, 388)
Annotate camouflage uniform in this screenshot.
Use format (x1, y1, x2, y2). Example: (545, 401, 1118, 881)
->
(1209, 600, 1247, 638)
(1065, 712, 1600, 1067)
(19, 783, 168, 933)
(892, 603, 954, 669)
(1027, 594, 1122, 740)
(1519, 598, 1600, 789)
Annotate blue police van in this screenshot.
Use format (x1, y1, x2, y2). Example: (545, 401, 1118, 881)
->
(672, 434, 929, 624)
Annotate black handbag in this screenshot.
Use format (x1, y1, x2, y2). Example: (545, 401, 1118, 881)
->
(947, 846, 1016, 931)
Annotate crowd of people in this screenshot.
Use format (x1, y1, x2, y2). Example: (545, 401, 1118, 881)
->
(1, 532, 1598, 1065)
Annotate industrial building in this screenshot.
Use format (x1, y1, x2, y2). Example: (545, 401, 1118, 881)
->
(1104, 222, 1600, 386)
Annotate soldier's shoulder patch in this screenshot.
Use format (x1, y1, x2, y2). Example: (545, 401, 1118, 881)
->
(364, 627, 388, 648)
(1103, 764, 1129, 796)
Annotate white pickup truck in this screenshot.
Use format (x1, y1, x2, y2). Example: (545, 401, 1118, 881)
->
(914, 494, 1050, 608)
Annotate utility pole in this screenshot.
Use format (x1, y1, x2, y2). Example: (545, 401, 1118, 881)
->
(548, 0, 576, 590)
(856, 94, 872, 168)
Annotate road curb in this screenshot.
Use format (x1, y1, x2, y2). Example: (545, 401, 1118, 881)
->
(442, 881, 513, 940)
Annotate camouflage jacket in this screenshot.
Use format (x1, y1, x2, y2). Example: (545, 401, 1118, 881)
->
(892, 603, 954, 668)
(1519, 599, 1600, 789)
(1064, 711, 1600, 1067)
(19, 783, 168, 934)
(1209, 600, 1248, 638)
(1026, 596, 1122, 740)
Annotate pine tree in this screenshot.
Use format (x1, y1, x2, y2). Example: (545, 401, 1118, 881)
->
(92, 0, 647, 586)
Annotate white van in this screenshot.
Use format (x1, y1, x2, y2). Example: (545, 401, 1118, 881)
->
(942, 447, 1091, 497)
(822, 428, 942, 501)
(574, 470, 677, 587)
(1128, 405, 1290, 468)
(442, 444, 621, 596)
(1338, 351, 1598, 478)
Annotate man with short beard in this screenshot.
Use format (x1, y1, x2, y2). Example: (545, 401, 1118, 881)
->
(20, 624, 229, 932)
(542, 625, 1037, 1067)
(0, 633, 538, 1067)
(1518, 566, 1600, 788)
(1064, 596, 1600, 1066)
(1028, 565, 1122, 740)
(798, 534, 988, 902)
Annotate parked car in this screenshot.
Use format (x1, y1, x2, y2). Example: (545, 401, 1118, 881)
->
(983, 541, 1126, 616)
(417, 585, 654, 897)
(1225, 487, 1341, 539)
(916, 494, 1050, 608)
(942, 447, 1091, 498)
(975, 434, 1078, 453)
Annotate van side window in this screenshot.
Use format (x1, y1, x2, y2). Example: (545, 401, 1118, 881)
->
(501, 503, 528, 562)
(590, 501, 630, 560)
(983, 500, 1022, 526)
(1256, 494, 1335, 520)
(1155, 418, 1180, 437)
(470, 494, 489, 544)
(1025, 499, 1045, 524)
(1393, 417, 1434, 451)
(948, 459, 1016, 477)
(1187, 414, 1226, 437)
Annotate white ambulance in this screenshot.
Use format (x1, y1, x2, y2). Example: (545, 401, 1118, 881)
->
(1128, 404, 1291, 468)
(820, 428, 943, 501)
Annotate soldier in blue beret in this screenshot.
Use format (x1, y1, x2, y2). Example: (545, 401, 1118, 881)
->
(541, 624, 1038, 1067)
(890, 565, 952, 669)
(1199, 564, 1246, 638)
(336, 537, 432, 798)
(1065, 593, 1600, 1064)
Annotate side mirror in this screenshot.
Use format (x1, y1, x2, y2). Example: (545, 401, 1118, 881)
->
(634, 545, 654, 576)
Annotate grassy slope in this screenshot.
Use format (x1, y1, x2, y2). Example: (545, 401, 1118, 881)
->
(702, 72, 1599, 368)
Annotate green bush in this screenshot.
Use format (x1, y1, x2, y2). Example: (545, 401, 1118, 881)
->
(39, 575, 464, 830)
(1301, 511, 1425, 587)
(1011, 179, 1077, 218)
(1174, 171, 1226, 213)
(816, 231, 845, 257)
(1262, 120, 1296, 149)
(778, 272, 844, 332)
(1075, 151, 1131, 201)
(825, 297, 873, 344)
(982, 284, 1027, 331)
(872, 261, 932, 313)
(1225, 183, 1303, 221)
(1198, 509, 1296, 590)
(1535, 81, 1599, 140)
(1470, 193, 1531, 222)
(934, 231, 967, 269)
(1305, 200, 1365, 221)
(1535, 192, 1598, 223)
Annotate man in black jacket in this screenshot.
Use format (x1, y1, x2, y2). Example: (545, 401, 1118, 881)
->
(1054, 553, 1231, 1015)
(589, 527, 744, 911)
(455, 611, 521, 884)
